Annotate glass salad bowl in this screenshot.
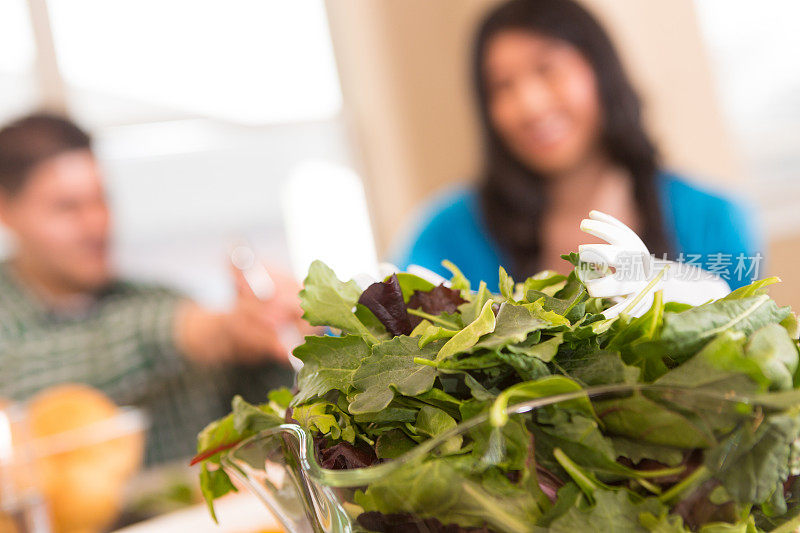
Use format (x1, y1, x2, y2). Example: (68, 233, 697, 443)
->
(219, 384, 800, 533)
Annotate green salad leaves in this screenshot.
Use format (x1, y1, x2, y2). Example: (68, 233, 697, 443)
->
(195, 257, 800, 532)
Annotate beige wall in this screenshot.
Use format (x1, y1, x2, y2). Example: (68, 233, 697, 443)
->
(325, 0, 488, 253)
(579, 0, 744, 184)
(768, 236, 800, 308)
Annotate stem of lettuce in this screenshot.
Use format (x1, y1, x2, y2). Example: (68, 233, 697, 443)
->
(658, 465, 709, 504)
(636, 478, 662, 495)
(553, 448, 605, 503)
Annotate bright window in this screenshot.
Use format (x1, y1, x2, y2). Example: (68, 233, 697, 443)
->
(0, 0, 35, 73)
(695, 0, 800, 187)
(283, 161, 379, 282)
(46, 0, 343, 125)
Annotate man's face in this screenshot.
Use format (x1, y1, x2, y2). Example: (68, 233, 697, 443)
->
(0, 149, 112, 292)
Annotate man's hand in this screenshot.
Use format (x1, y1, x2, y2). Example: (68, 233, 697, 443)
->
(175, 265, 308, 366)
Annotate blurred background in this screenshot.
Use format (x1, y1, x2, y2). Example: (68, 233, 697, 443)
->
(1, 0, 798, 307)
(1, 0, 799, 531)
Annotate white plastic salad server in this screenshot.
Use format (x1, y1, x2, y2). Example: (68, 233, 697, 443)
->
(579, 210, 731, 318)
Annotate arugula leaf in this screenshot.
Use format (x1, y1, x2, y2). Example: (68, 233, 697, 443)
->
(292, 335, 370, 405)
(607, 291, 664, 352)
(526, 288, 585, 321)
(231, 395, 283, 434)
(458, 280, 493, 325)
(199, 464, 237, 522)
(507, 333, 563, 362)
(354, 303, 390, 341)
(299, 260, 377, 343)
(354, 406, 418, 424)
(533, 410, 629, 481)
(523, 271, 567, 294)
(293, 402, 342, 439)
(437, 300, 497, 361)
(498, 266, 515, 299)
(195, 396, 282, 520)
(469, 303, 547, 353)
(267, 387, 293, 409)
(196, 395, 282, 465)
(410, 320, 458, 347)
(348, 336, 442, 414)
(442, 260, 471, 292)
(620, 340, 670, 382)
(523, 299, 572, 327)
(357, 457, 541, 531)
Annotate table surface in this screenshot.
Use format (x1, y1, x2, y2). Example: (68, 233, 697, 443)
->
(113, 492, 284, 533)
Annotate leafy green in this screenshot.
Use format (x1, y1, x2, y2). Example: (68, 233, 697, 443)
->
(611, 437, 685, 467)
(349, 336, 441, 414)
(660, 296, 792, 363)
(655, 331, 766, 392)
(595, 393, 717, 448)
(199, 464, 237, 521)
(299, 260, 378, 342)
(745, 323, 799, 391)
(437, 300, 496, 361)
(498, 266, 515, 300)
(442, 259, 470, 292)
(706, 409, 800, 504)
(414, 405, 462, 454)
(565, 351, 640, 386)
(292, 335, 370, 405)
(548, 489, 665, 532)
(470, 303, 547, 352)
(410, 319, 458, 347)
(198, 257, 800, 532)
(193, 395, 283, 520)
(523, 271, 567, 294)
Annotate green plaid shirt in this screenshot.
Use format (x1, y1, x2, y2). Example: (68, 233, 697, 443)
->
(0, 261, 235, 465)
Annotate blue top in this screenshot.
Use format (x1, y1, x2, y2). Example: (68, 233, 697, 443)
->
(394, 172, 763, 291)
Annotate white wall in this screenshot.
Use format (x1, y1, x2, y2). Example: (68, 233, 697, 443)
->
(0, 117, 357, 308)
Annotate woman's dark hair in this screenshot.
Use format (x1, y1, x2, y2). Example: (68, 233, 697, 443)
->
(474, 0, 672, 277)
(0, 112, 92, 194)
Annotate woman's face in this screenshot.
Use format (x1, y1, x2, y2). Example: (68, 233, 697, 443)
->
(484, 30, 602, 177)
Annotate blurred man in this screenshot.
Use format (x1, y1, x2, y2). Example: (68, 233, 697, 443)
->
(0, 113, 300, 463)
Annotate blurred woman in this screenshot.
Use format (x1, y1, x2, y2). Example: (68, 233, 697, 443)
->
(396, 0, 760, 290)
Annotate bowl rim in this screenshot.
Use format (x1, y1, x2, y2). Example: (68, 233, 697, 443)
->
(221, 383, 786, 489)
